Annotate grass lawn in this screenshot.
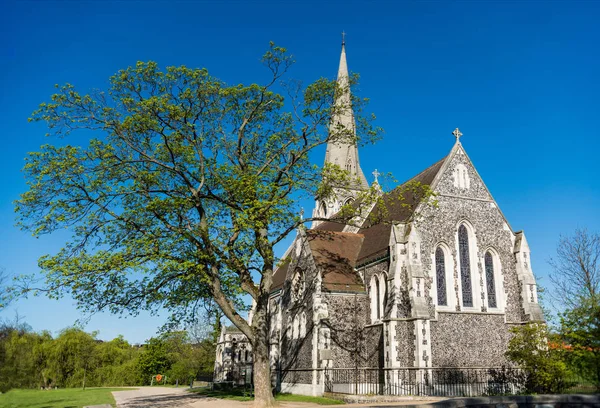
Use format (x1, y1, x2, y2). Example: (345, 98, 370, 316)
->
(0, 387, 136, 408)
(189, 387, 344, 405)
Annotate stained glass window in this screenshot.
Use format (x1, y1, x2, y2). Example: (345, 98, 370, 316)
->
(485, 252, 497, 308)
(458, 225, 473, 307)
(375, 277, 381, 320)
(435, 247, 447, 306)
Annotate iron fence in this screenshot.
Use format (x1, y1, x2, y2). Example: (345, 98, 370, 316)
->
(323, 367, 599, 397)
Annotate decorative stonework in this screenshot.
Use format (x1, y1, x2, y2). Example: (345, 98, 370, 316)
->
(435, 146, 492, 201)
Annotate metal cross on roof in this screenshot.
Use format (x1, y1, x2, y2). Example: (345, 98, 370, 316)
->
(341, 31, 346, 45)
(452, 127, 463, 140)
(372, 169, 380, 183)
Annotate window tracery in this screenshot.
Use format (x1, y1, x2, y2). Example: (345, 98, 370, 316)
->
(458, 225, 473, 307)
(485, 252, 497, 308)
(435, 247, 447, 306)
(292, 268, 305, 302)
(375, 276, 381, 320)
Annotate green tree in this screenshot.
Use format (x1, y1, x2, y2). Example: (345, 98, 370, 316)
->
(550, 229, 600, 388)
(16, 44, 386, 407)
(137, 335, 172, 384)
(49, 328, 98, 388)
(506, 323, 569, 393)
(93, 335, 142, 386)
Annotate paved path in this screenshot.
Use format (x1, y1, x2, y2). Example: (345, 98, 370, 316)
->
(112, 387, 445, 408)
(112, 387, 325, 408)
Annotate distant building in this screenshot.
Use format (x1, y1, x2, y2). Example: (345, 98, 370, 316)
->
(214, 325, 253, 385)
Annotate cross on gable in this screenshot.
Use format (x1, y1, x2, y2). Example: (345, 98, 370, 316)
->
(452, 127, 463, 140)
(372, 169, 380, 183)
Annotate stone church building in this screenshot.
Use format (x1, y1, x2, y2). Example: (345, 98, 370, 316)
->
(214, 41, 544, 396)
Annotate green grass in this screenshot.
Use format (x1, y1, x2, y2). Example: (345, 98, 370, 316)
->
(188, 387, 344, 405)
(275, 393, 344, 405)
(0, 387, 136, 408)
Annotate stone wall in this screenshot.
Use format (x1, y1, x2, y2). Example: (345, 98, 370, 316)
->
(395, 320, 416, 367)
(324, 293, 372, 368)
(363, 324, 384, 368)
(278, 232, 318, 378)
(430, 313, 514, 367)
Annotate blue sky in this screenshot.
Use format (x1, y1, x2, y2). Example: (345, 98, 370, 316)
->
(1, 1, 598, 343)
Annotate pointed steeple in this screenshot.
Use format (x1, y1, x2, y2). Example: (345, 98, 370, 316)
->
(324, 39, 369, 190)
(312, 38, 369, 227)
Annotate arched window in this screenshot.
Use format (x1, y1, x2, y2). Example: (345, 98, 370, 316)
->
(485, 252, 497, 308)
(382, 276, 388, 316)
(458, 225, 473, 307)
(346, 159, 353, 172)
(375, 276, 381, 320)
(293, 315, 299, 339)
(435, 247, 447, 306)
(300, 312, 306, 338)
(321, 201, 327, 217)
(292, 268, 305, 302)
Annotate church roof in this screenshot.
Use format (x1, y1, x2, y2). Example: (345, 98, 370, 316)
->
(312, 156, 446, 265)
(307, 230, 365, 292)
(271, 257, 290, 292)
(270, 155, 447, 295)
(270, 230, 365, 293)
(357, 156, 446, 263)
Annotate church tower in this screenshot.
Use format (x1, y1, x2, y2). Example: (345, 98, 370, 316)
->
(312, 39, 369, 226)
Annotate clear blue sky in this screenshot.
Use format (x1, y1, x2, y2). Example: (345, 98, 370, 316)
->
(1, 1, 598, 343)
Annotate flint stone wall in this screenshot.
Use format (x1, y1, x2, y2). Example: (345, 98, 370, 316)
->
(324, 293, 372, 368)
(430, 313, 514, 367)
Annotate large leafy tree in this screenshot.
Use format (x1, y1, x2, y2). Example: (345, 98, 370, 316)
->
(16, 44, 380, 406)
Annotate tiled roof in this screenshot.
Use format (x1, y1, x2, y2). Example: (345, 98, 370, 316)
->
(306, 230, 365, 292)
(270, 156, 446, 293)
(357, 157, 446, 263)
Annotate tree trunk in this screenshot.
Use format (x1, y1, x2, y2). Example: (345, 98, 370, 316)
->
(252, 294, 275, 408)
(82, 365, 86, 390)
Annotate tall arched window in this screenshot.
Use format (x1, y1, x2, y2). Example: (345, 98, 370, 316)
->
(458, 225, 473, 307)
(375, 276, 381, 320)
(485, 252, 497, 308)
(321, 201, 327, 217)
(300, 312, 306, 338)
(382, 276, 388, 316)
(435, 247, 447, 306)
(346, 159, 353, 172)
(293, 314, 299, 339)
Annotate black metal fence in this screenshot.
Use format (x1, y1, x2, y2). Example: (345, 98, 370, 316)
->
(323, 367, 599, 397)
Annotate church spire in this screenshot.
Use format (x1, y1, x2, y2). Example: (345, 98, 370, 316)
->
(324, 37, 369, 190)
(312, 38, 369, 226)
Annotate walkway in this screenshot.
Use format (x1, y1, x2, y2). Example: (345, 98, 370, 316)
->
(112, 387, 445, 408)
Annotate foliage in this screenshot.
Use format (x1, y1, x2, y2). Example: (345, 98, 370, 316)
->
(16, 43, 388, 406)
(506, 323, 569, 393)
(0, 320, 216, 392)
(549, 229, 600, 389)
(558, 296, 600, 389)
(0, 387, 134, 408)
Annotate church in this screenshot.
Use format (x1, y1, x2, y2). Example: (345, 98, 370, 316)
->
(214, 40, 544, 397)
